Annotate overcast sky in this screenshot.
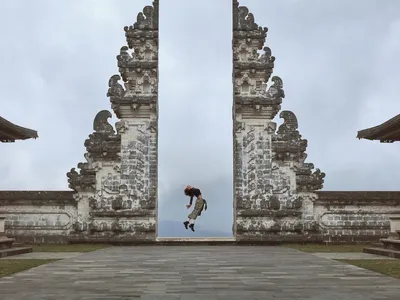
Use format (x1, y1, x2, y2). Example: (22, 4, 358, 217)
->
(1, 0, 399, 233)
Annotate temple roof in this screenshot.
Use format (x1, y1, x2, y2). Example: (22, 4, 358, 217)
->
(357, 113, 400, 143)
(0, 116, 38, 142)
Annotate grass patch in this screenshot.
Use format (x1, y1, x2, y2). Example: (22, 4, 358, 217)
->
(338, 259, 400, 279)
(283, 244, 370, 253)
(0, 259, 60, 278)
(32, 244, 110, 253)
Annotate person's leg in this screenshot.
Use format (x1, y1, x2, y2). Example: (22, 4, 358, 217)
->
(188, 197, 203, 232)
(189, 219, 195, 232)
(183, 216, 191, 229)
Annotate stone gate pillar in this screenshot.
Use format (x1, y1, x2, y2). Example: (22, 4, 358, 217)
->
(67, 1, 159, 243)
(232, 0, 325, 242)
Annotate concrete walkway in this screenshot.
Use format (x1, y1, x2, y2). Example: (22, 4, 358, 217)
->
(1, 252, 83, 260)
(0, 246, 399, 299)
(312, 252, 396, 260)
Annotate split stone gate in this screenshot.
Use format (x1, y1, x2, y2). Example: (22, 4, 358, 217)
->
(66, 0, 325, 243)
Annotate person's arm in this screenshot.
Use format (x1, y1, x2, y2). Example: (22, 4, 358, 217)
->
(189, 195, 194, 206)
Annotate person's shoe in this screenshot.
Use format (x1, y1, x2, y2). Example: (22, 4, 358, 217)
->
(189, 224, 195, 232)
(183, 221, 189, 229)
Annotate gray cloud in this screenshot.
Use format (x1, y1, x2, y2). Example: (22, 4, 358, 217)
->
(1, 0, 399, 234)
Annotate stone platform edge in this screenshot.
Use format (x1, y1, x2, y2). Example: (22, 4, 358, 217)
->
(67, 235, 332, 246)
(363, 247, 400, 259)
(0, 246, 33, 258)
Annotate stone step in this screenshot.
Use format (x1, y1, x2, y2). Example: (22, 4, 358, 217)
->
(363, 247, 400, 259)
(380, 238, 400, 250)
(0, 237, 15, 250)
(0, 246, 33, 258)
(156, 237, 237, 246)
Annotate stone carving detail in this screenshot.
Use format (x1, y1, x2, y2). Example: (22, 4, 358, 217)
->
(272, 111, 307, 161)
(296, 165, 326, 192)
(272, 110, 325, 191)
(67, 110, 120, 192)
(109, 1, 158, 119)
(132, 2, 158, 30)
(67, 0, 158, 243)
(107, 75, 126, 101)
(233, 0, 325, 241)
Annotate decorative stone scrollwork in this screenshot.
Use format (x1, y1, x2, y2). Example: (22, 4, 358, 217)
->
(133, 5, 156, 30)
(265, 76, 284, 100)
(107, 75, 126, 100)
(84, 110, 121, 161)
(258, 47, 275, 64)
(66, 167, 95, 192)
(272, 111, 307, 161)
(271, 110, 326, 191)
(67, 110, 121, 192)
(233, 1, 268, 44)
(237, 6, 267, 34)
(124, 1, 159, 50)
(117, 46, 134, 65)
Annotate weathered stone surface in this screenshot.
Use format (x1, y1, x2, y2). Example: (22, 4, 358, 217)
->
(232, 1, 325, 242)
(315, 191, 400, 242)
(67, 0, 159, 243)
(66, 110, 121, 192)
(2, 246, 400, 299)
(0, 189, 399, 244)
(0, 191, 76, 243)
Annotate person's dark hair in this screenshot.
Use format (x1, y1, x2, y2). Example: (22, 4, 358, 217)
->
(184, 186, 191, 196)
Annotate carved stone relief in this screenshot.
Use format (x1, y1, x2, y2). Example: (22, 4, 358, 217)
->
(233, 1, 325, 241)
(67, 0, 159, 242)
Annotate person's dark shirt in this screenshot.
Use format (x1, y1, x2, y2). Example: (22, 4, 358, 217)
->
(188, 188, 201, 205)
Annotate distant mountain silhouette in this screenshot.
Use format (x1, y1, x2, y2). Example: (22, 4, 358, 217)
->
(158, 220, 233, 237)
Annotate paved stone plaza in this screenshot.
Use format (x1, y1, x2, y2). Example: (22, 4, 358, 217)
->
(1, 246, 400, 299)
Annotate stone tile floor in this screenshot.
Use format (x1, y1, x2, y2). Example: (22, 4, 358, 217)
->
(1, 252, 83, 260)
(312, 252, 396, 260)
(0, 246, 399, 300)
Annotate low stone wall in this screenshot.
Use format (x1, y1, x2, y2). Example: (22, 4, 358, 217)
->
(0, 191, 76, 243)
(315, 191, 400, 243)
(1, 190, 399, 243)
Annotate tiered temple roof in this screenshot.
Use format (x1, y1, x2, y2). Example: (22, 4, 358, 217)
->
(0, 116, 38, 143)
(357, 114, 400, 143)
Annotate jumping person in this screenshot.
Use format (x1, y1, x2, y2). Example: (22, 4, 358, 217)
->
(183, 185, 207, 232)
